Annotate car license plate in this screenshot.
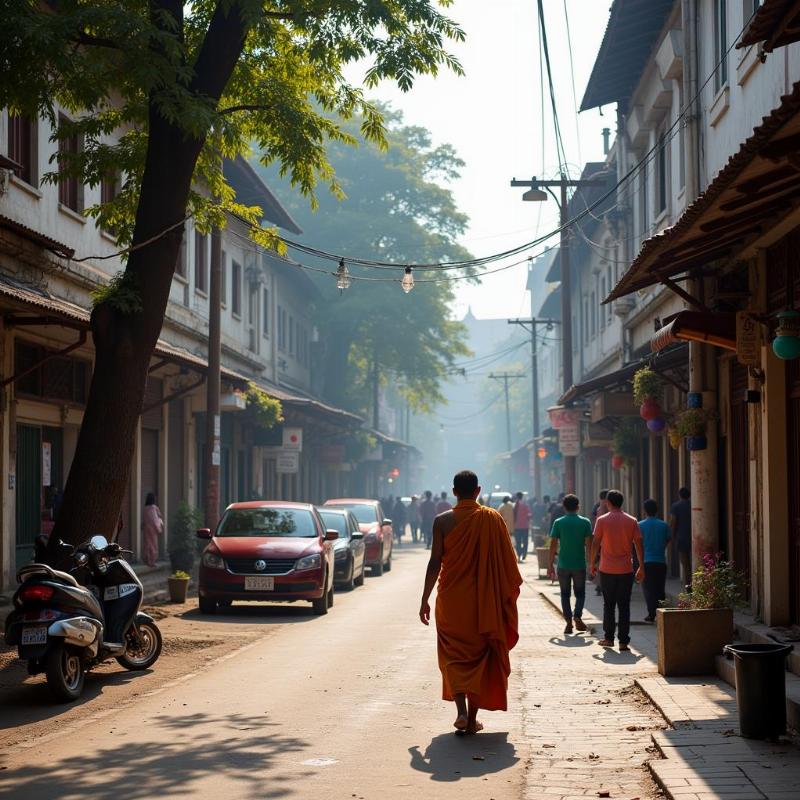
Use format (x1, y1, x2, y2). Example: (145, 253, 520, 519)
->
(21, 626, 47, 646)
(245, 576, 274, 591)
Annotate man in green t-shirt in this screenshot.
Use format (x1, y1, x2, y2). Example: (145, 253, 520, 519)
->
(548, 494, 593, 634)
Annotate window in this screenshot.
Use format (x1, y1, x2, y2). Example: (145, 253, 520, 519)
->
(7, 112, 35, 185)
(289, 315, 295, 355)
(262, 288, 270, 337)
(248, 283, 258, 326)
(231, 260, 242, 317)
(58, 115, 81, 211)
(220, 251, 227, 306)
(606, 266, 613, 324)
(99, 169, 120, 234)
(590, 292, 597, 336)
(600, 278, 606, 329)
(655, 127, 668, 216)
(175, 226, 188, 279)
(15, 341, 89, 405)
(277, 305, 286, 350)
(194, 231, 208, 294)
(583, 298, 589, 345)
(744, 1, 761, 21)
(678, 86, 686, 190)
(640, 162, 649, 240)
(714, 0, 728, 92)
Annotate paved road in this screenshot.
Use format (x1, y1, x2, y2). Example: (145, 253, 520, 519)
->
(0, 545, 526, 800)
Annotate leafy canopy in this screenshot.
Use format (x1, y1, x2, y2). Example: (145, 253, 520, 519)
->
(254, 107, 472, 414)
(0, 0, 465, 246)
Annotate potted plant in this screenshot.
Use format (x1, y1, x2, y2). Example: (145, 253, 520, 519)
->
(657, 553, 746, 676)
(633, 367, 663, 421)
(612, 418, 642, 467)
(674, 408, 717, 451)
(168, 570, 191, 603)
(168, 502, 203, 574)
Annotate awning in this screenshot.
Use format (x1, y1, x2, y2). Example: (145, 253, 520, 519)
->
(0, 276, 248, 387)
(257, 381, 363, 427)
(607, 80, 800, 301)
(581, 0, 676, 112)
(739, 0, 800, 53)
(558, 344, 688, 405)
(0, 213, 75, 260)
(651, 311, 737, 353)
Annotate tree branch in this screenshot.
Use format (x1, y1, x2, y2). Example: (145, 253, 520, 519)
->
(73, 32, 121, 50)
(217, 103, 271, 115)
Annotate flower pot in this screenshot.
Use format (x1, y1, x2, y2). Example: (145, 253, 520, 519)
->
(687, 435, 707, 451)
(639, 398, 662, 421)
(656, 607, 734, 676)
(168, 576, 190, 603)
(611, 454, 625, 470)
(535, 546, 551, 578)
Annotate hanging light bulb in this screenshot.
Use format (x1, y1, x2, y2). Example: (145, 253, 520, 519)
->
(401, 266, 415, 294)
(336, 259, 351, 293)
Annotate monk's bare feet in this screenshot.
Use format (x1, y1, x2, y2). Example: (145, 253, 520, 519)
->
(454, 714, 468, 731)
(465, 720, 484, 735)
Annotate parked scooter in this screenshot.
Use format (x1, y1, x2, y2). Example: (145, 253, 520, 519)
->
(4, 535, 162, 702)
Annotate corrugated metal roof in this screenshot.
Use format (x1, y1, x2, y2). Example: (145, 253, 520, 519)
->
(581, 0, 676, 112)
(739, 0, 800, 52)
(0, 213, 75, 259)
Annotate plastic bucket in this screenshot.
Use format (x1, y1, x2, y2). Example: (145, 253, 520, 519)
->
(724, 643, 794, 739)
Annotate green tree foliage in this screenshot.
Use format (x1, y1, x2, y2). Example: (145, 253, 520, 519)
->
(0, 0, 465, 547)
(254, 108, 472, 415)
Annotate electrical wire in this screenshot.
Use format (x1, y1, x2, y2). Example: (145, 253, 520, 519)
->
(562, 0, 582, 167)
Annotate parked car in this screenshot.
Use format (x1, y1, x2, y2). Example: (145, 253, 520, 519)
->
(323, 498, 393, 575)
(317, 508, 366, 591)
(196, 502, 337, 616)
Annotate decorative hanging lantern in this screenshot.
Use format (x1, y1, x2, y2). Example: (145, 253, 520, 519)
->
(646, 416, 666, 433)
(772, 310, 800, 360)
(336, 259, 351, 293)
(401, 266, 415, 294)
(611, 454, 625, 470)
(640, 397, 662, 421)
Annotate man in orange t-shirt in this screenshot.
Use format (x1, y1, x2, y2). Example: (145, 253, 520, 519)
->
(589, 489, 644, 652)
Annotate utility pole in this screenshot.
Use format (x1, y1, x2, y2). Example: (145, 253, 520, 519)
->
(489, 371, 525, 490)
(204, 228, 222, 529)
(510, 174, 604, 493)
(508, 318, 559, 501)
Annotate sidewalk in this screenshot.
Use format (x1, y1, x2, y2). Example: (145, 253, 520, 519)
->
(523, 560, 800, 800)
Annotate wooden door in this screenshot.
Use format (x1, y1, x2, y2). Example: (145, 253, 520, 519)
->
(15, 425, 41, 568)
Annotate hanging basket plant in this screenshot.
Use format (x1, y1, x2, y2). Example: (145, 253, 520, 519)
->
(667, 426, 682, 450)
(612, 418, 643, 465)
(632, 367, 663, 406)
(674, 408, 717, 452)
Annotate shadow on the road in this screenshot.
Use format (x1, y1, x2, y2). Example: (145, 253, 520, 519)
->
(592, 649, 647, 664)
(180, 603, 317, 624)
(408, 731, 518, 782)
(0, 666, 144, 730)
(0, 712, 309, 799)
(548, 635, 593, 648)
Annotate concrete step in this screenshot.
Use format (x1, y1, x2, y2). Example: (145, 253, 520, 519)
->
(733, 617, 800, 676)
(715, 651, 800, 731)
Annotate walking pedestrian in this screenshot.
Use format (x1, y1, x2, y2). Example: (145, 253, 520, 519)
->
(513, 491, 532, 562)
(142, 492, 163, 568)
(499, 495, 515, 535)
(532, 495, 548, 533)
(392, 496, 406, 543)
(670, 487, 692, 590)
(548, 493, 565, 535)
(419, 470, 522, 735)
(639, 498, 671, 622)
(409, 495, 421, 542)
(420, 490, 436, 549)
(435, 491, 452, 515)
(591, 490, 609, 595)
(589, 490, 644, 652)
(548, 494, 593, 634)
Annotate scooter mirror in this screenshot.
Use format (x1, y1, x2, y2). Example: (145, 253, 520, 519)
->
(90, 535, 109, 550)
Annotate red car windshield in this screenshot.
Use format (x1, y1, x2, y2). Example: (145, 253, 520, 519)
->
(217, 508, 317, 538)
(332, 504, 378, 525)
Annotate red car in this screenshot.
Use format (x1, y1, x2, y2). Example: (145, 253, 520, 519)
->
(196, 501, 337, 615)
(323, 498, 393, 575)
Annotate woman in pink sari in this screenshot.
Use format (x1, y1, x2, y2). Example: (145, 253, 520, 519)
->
(142, 493, 163, 567)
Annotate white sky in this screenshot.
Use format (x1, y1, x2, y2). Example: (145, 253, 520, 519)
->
(358, 0, 612, 319)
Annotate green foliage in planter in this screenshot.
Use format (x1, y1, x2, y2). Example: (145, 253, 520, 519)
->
(245, 383, 283, 430)
(90, 270, 143, 314)
(678, 553, 746, 609)
(170, 570, 190, 580)
(168, 503, 203, 573)
(612, 418, 643, 462)
(674, 408, 717, 438)
(632, 367, 662, 405)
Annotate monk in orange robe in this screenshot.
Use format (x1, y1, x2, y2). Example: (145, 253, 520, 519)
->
(419, 470, 522, 734)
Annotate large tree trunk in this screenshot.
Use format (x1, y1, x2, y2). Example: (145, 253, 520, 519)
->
(49, 0, 250, 552)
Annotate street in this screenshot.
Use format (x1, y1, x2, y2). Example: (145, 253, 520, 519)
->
(0, 545, 666, 800)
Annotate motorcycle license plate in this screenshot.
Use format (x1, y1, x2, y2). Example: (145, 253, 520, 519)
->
(245, 576, 274, 591)
(21, 626, 47, 646)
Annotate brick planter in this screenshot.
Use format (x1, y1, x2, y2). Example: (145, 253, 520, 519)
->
(657, 607, 734, 676)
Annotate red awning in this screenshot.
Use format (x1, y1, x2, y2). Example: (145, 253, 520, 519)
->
(651, 311, 737, 353)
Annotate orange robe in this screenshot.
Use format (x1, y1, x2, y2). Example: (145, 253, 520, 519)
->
(435, 499, 522, 711)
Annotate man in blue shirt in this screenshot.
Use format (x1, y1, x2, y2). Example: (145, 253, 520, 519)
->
(639, 498, 672, 622)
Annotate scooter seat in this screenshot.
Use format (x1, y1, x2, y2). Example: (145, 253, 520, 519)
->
(18, 563, 79, 588)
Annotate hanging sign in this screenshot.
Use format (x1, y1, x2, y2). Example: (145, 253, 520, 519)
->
(548, 408, 581, 430)
(276, 452, 299, 474)
(282, 427, 303, 452)
(736, 311, 761, 366)
(558, 424, 581, 457)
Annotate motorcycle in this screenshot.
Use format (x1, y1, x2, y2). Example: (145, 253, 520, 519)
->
(3, 534, 162, 702)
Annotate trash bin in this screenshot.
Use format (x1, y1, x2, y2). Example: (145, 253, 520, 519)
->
(724, 643, 794, 739)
